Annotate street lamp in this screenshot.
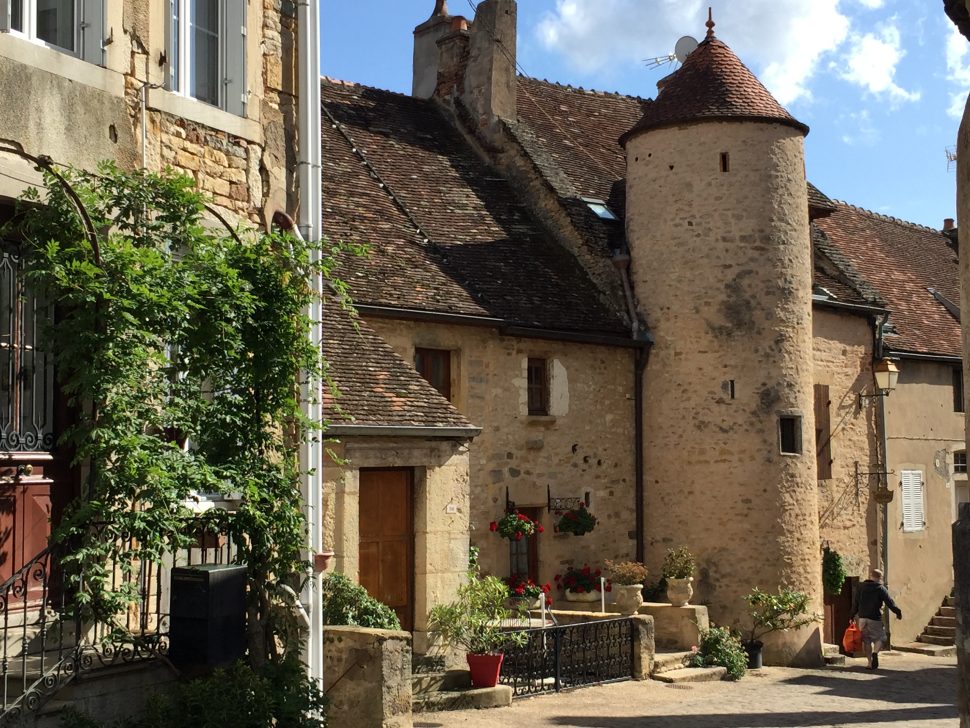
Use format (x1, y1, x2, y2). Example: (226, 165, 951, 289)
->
(859, 358, 899, 407)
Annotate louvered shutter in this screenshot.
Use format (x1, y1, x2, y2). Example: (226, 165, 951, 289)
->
(900, 469, 925, 532)
(814, 384, 832, 480)
(222, 0, 247, 116)
(79, 0, 105, 66)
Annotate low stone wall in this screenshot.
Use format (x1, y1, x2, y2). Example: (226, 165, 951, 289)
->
(324, 626, 412, 728)
(639, 603, 709, 650)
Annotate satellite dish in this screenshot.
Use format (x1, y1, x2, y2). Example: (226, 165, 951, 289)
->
(674, 35, 699, 63)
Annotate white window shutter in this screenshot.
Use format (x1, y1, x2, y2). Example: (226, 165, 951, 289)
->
(900, 469, 925, 532)
(222, 0, 247, 116)
(79, 0, 105, 66)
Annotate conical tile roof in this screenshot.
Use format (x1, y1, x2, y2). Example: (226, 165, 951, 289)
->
(620, 35, 808, 145)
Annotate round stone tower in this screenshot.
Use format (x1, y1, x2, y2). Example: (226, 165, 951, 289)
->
(620, 21, 822, 665)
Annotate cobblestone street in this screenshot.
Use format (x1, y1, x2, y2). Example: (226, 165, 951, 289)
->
(417, 653, 959, 728)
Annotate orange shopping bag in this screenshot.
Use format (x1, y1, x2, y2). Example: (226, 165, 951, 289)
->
(842, 623, 863, 653)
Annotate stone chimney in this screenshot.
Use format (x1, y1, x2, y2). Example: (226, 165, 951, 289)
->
(413, 2, 456, 98)
(945, 217, 956, 232)
(462, 0, 517, 127)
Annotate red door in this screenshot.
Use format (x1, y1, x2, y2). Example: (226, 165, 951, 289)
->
(359, 469, 414, 631)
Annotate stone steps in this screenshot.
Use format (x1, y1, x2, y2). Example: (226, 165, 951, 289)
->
(650, 651, 690, 676)
(932, 616, 957, 628)
(896, 642, 957, 657)
(412, 669, 471, 696)
(822, 643, 840, 657)
(824, 654, 846, 666)
(924, 625, 956, 638)
(917, 634, 956, 646)
(413, 685, 513, 713)
(940, 606, 957, 618)
(651, 666, 727, 684)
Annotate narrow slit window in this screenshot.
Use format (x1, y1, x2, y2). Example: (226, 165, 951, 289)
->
(779, 415, 802, 455)
(527, 358, 549, 416)
(953, 367, 964, 413)
(955, 451, 967, 475)
(720, 152, 730, 173)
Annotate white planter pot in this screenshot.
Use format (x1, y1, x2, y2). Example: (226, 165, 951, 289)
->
(565, 588, 600, 603)
(666, 576, 694, 607)
(613, 583, 644, 615)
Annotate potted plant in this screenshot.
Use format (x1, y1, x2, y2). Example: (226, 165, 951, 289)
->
(662, 546, 695, 606)
(605, 560, 648, 615)
(740, 586, 820, 669)
(489, 511, 543, 541)
(429, 555, 528, 687)
(504, 573, 552, 611)
(555, 505, 597, 536)
(555, 565, 610, 602)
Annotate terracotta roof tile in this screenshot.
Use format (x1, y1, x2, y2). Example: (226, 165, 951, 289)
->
(619, 37, 808, 145)
(946, 0, 970, 42)
(323, 79, 627, 335)
(323, 302, 474, 430)
(815, 203, 960, 357)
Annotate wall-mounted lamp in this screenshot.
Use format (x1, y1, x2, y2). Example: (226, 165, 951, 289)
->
(859, 358, 900, 406)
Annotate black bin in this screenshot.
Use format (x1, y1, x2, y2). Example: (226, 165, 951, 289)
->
(168, 564, 247, 670)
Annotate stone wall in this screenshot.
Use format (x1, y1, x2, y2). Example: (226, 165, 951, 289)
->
(954, 503, 970, 728)
(323, 626, 412, 728)
(813, 308, 880, 577)
(625, 120, 821, 666)
(364, 318, 639, 592)
(323, 436, 471, 653)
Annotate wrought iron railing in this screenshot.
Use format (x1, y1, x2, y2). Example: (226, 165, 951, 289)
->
(0, 515, 240, 722)
(500, 618, 635, 697)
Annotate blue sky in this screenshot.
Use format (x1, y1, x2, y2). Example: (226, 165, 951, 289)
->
(322, 1, 969, 229)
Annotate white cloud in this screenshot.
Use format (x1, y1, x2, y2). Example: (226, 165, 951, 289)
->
(840, 22, 920, 103)
(535, 0, 850, 105)
(839, 109, 879, 146)
(856, 0, 884, 9)
(945, 23, 970, 119)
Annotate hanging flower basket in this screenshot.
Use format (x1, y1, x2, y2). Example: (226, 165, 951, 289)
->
(555, 505, 597, 536)
(490, 511, 543, 541)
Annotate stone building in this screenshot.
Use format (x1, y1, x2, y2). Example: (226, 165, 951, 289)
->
(0, 0, 325, 718)
(322, 0, 963, 664)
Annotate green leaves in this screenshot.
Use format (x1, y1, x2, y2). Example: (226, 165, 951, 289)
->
(743, 586, 819, 643)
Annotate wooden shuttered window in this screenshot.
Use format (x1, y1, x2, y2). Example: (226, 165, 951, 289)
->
(954, 368, 965, 414)
(900, 469, 925, 532)
(814, 384, 832, 480)
(527, 358, 549, 415)
(414, 347, 451, 401)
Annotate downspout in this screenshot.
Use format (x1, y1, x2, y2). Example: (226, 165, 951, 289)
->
(295, 0, 324, 689)
(613, 250, 651, 562)
(874, 312, 892, 646)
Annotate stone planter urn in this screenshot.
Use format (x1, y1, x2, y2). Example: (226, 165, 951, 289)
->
(565, 589, 600, 603)
(612, 584, 644, 615)
(666, 576, 694, 607)
(506, 596, 541, 612)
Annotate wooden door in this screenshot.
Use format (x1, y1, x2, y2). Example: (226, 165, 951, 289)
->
(823, 577, 857, 651)
(359, 469, 414, 631)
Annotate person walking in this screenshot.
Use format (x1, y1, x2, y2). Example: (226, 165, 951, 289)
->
(852, 568, 902, 670)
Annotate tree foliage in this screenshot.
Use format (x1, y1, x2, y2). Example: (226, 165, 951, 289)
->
(14, 162, 356, 662)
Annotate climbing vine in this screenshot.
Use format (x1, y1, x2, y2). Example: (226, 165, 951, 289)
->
(13, 162, 357, 662)
(822, 547, 847, 596)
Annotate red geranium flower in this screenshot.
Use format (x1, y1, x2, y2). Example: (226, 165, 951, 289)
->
(489, 522, 498, 532)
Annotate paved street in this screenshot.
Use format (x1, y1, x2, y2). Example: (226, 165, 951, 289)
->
(416, 653, 959, 728)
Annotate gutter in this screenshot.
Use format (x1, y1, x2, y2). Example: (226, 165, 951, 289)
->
(889, 350, 963, 365)
(327, 424, 482, 439)
(812, 298, 889, 316)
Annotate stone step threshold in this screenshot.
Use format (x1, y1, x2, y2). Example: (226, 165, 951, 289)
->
(413, 685, 512, 713)
(651, 650, 691, 676)
(651, 666, 727, 684)
(896, 642, 957, 657)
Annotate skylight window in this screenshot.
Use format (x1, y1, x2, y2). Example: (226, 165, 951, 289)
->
(582, 198, 618, 221)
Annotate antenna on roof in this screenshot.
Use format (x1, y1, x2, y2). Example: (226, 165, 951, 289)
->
(644, 35, 698, 69)
(947, 145, 958, 172)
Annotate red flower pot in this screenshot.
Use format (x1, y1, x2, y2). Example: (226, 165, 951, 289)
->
(466, 652, 504, 688)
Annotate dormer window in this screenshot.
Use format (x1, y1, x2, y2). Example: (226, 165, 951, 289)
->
(582, 198, 618, 221)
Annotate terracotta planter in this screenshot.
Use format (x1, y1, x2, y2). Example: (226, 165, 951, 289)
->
(466, 652, 504, 688)
(666, 576, 694, 607)
(565, 588, 600, 603)
(613, 583, 644, 615)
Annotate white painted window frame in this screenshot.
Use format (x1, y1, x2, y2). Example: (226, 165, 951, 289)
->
(900, 469, 926, 533)
(0, 0, 102, 64)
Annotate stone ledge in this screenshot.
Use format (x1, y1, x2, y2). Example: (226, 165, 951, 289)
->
(147, 88, 263, 143)
(413, 685, 513, 712)
(651, 666, 727, 683)
(896, 642, 957, 657)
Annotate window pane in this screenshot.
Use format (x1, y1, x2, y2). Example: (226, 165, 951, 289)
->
(191, 0, 220, 106)
(36, 0, 75, 51)
(11, 0, 23, 31)
(170, 0, 180, 91)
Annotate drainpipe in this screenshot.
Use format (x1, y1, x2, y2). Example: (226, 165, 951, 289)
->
(612, 250, 651, 562)
(295, 0, 324, 689)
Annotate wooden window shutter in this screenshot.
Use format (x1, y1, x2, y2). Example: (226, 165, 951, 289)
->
(900, 469, 925, 532)
(222, 0, 247, 116)
(814, 384, 832, 480)
(79, 0, 105, 66)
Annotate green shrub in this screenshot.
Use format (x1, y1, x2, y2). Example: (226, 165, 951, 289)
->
(688, 625, 747, 680)
(661, 546, 695, 580)
(822, 548, 847, 596)
(60, 658, 327, 728)
(321, 572, 401, 630)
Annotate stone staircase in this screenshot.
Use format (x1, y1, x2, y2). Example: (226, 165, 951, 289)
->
(649, 650, 726, 683)
(411, 655, 512, 713)
(897, 592, 958, 657)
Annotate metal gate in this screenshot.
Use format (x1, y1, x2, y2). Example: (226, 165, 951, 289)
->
(500, 618, 635, 697)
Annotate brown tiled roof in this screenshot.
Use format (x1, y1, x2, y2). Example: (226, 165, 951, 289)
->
(323, 78, 627, 335)
(619, 37, 808, 145)
(808, 182, 836, 218)
(946, 0, 970, 42)
(811, 224, 885, 309)
(815, 203, 961, 358)
(323, 302, 475, 431)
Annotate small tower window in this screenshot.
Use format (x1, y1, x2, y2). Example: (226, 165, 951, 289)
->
(720, 152, 730, 173)
(779, 415, 802, 455)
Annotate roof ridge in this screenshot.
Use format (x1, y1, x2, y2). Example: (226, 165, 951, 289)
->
(320, 76, 417, 100)
(831, 200, 943, 235)
(519, 75, 646, 102)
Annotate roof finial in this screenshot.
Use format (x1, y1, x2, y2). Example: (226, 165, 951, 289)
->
(705, 7, 715, 39)
(433, 0, 449, 17)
